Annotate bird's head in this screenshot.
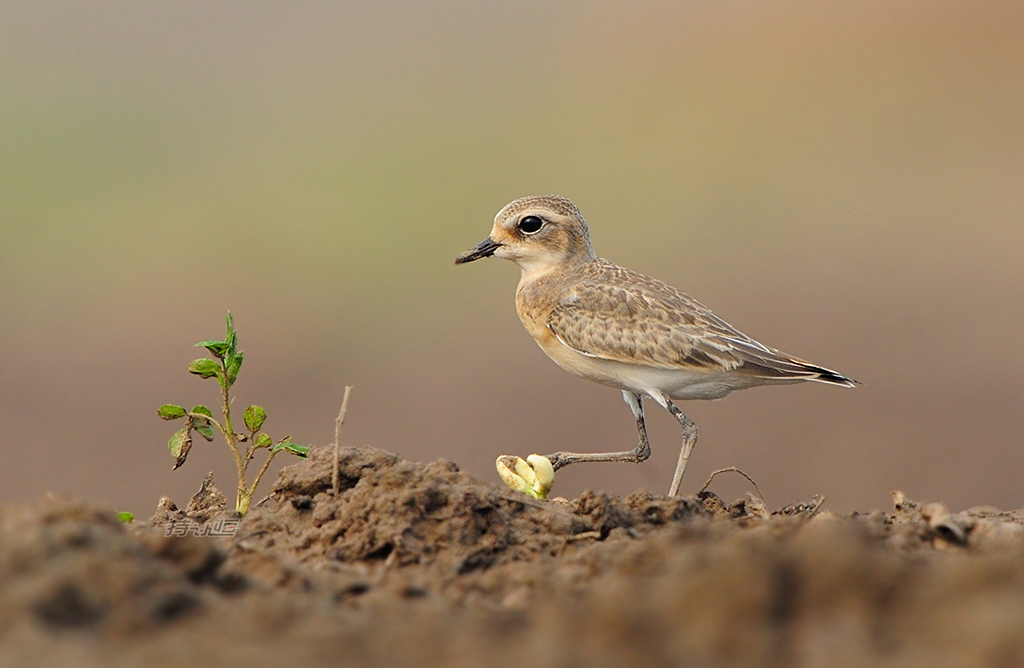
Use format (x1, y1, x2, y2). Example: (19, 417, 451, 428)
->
(455, 195, 597, 277)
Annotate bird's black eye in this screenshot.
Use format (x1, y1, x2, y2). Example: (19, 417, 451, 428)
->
(518, 216, 543, 235)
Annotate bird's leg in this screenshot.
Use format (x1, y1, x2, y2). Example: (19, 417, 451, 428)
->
(631, 394, 652, 462)
(663, 399, 699, 497)
(543, 391, 651, 471)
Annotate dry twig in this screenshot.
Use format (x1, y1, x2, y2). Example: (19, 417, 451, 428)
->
(333, 386, 353, 496)
(697, 466, 765, 504)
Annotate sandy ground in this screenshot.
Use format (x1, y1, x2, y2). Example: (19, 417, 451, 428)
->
(4, 445, 1024, 668)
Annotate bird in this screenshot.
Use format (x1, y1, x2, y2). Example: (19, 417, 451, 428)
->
(455, 195, 858, 496)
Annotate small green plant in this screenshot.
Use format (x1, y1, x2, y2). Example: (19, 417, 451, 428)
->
(157, 312, 308, 516)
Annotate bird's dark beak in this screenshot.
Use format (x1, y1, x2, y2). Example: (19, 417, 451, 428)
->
(455, 237, 503, 264)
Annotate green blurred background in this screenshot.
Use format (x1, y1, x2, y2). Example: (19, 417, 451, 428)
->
(2, 1, 1021, 513)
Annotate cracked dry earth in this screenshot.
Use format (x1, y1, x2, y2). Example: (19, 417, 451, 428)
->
(4, 446, 1024, 667)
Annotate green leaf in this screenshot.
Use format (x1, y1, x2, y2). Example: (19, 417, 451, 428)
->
(243, 405, 266, 432)
(188, 358, 221, 380)
(195, 340, 229, 358)
(225, 351, 243, 386)
(157, 404, 187, 420)
(273, 439, 309, 458)
(190, 409, 215, 441)
(190, 405, 215, 439)
(255, 433, 273, 449)
(115, 511, 135, 523)
(168, 428, 192, 469)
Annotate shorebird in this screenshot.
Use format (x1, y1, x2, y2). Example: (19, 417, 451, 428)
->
(456, 195, 857, 496)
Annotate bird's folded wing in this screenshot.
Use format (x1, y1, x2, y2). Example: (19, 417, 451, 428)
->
(546, 273, 825, 380)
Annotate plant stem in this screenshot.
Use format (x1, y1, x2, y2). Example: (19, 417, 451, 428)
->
(218, 361, 247, 514)
(242, 448, 279, 515)
(244, 435, 259, 463)
(185, 412, 230, 440)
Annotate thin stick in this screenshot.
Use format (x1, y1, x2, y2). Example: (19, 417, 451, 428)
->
(333, 386, 353, 496)
(697, 466, 765, 504)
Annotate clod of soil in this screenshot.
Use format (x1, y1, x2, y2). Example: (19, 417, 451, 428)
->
(3, 445, 1024, 667)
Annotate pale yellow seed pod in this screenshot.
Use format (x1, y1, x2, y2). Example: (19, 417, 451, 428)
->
(496, 455, 531, 494)
(526, 454, 555, 497)
(495, 454, 555, 499)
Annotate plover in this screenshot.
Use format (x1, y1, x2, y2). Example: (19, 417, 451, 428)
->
(456, 195, 857, 496)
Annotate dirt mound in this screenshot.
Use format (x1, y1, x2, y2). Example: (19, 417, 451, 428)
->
(3, 445, 1024, 667)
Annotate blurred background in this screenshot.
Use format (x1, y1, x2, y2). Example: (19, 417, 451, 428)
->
(1, 1, 1021, 515)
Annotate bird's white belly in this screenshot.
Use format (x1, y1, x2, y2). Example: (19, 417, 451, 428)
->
(538, 338, 760, 401)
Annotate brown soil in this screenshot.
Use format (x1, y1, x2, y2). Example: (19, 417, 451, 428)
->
(3, 446, 1024, 668)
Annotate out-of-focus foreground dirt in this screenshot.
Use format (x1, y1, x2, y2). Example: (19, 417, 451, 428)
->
(3, 445, 1024, 668)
